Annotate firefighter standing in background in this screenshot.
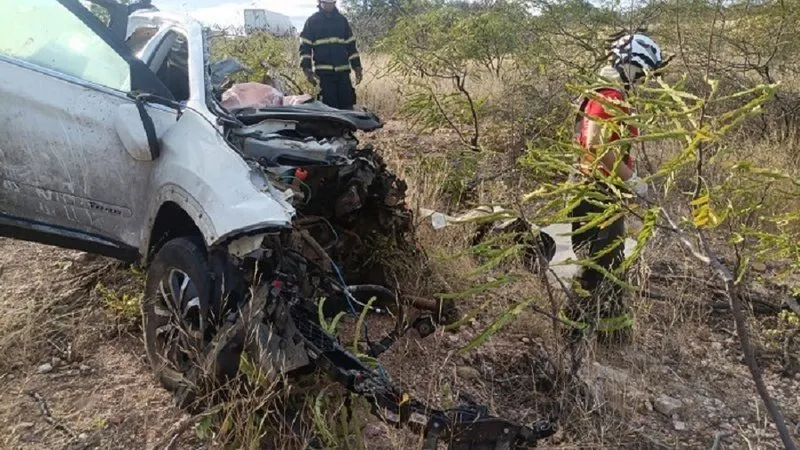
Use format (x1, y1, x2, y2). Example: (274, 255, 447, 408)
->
(561, 33, 667, 346)
(299, 0, 363, 110)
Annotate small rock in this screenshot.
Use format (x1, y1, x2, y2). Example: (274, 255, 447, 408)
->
(711, 342, 723, 351)
(51, 357, 63, 368)
(7, 374, 15, 380)
(447, 334, 460, 343)
(521, 337, 531, 344)
(456, 366, 481, 381)
(108, 415, 125, 426)
(79, 364, 91, 373)
(673, 420, 687, 431)
(363, 424, 385, 438)
(17, 422, 34, 429)
(37, 363, 53, 374)
(751, 262, 767, 272)
(654, 395, 683, 417)
(79, 433, 88, 440)
(591, 362, 629, 384)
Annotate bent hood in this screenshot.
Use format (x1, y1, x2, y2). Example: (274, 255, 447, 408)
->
(234, 101, 383, 132)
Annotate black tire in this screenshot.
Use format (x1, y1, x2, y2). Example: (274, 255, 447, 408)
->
(142, 236, 215, 408)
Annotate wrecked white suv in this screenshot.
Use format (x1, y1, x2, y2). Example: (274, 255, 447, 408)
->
(0, 2, 556, 448)
(0, 1, 384, 263)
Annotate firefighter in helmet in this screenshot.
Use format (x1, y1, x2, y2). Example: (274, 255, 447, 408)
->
(299, 0, 363, 110)
(562, 33, 667, 346)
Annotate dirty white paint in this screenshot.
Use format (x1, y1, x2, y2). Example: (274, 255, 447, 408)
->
(540, 222, 637, 281)
(0, 11, 297, 260)
(419, 207, 637, 282)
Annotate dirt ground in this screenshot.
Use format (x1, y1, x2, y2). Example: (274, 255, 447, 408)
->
(1, 234, 798, 449)
(0, 122, 799, 450)
(0, 239, 203, 450)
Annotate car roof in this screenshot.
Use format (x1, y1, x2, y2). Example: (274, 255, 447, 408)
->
(128, 9, 202, 35)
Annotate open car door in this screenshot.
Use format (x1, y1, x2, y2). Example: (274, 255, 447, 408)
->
(0, 0, 176, 261)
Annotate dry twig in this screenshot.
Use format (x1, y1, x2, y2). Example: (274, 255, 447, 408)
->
(26, 390, 77, 439)
(656, 209, 798, 450)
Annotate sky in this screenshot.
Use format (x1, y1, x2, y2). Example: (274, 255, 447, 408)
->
(153, 0, 319, 31)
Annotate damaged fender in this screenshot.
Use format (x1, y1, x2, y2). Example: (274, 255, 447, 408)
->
(140, 111, 295, 257)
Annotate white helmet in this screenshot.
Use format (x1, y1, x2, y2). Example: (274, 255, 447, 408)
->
(609, 33, 663, 81)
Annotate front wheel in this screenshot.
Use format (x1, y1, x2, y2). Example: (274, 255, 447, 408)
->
(142, 237, 220, 409)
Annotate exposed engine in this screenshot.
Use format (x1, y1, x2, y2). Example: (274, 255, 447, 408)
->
(222, 102, 447, 319)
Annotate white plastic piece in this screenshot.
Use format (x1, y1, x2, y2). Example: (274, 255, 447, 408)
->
(431, 212, 448, 230)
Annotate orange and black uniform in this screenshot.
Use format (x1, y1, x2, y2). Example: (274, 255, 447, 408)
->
(299, 7, 361, 110)
(562, 87, 637, 340)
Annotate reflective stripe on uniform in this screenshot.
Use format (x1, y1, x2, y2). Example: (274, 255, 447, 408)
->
(306, 36, 357, 46)
(314, 37, 349, 45)
(558, 310, 633, 332)
(315, 64, 352, 72)
(349, 53, 360, 60)
(300, 54, 312, 61)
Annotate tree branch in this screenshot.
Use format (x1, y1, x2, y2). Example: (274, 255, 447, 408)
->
(658, 208, 797, 450)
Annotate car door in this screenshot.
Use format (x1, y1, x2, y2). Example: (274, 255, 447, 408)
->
(0, 0, 176, 261)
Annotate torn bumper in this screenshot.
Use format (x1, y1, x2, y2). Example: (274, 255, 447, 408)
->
(368, 394, 557, 449)
(289, 302, 557, 449)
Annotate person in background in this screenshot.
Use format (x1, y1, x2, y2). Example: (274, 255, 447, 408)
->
(299, 0, 363, 110)
(561, 33, 667, 346)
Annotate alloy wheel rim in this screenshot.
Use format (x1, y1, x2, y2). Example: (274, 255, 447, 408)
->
(152, 269, 206, 374)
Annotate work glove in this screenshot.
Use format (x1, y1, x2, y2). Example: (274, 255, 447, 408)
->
(304, 69, 317, 87)
(354, 68, 363, 85)
(625, 173, 649, 198)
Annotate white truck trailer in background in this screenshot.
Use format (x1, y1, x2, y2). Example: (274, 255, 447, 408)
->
(244, 9, 295, 37)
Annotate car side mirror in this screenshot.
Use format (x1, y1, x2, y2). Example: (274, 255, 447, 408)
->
(115, 102, 161, 161)
(115, 93, 183, 161)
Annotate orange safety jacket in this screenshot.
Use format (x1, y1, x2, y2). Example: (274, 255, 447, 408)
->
(573, 87, 638, 177)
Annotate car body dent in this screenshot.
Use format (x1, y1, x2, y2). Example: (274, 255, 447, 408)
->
(141, 110, 294, 257)
(127, 10, 208, 112)
(126, 12, 295, 256)
(114, 101, 177, 161)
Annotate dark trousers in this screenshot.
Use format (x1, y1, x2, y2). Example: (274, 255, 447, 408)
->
(318, 72, 356, 110)
(564, 189, 629, 333)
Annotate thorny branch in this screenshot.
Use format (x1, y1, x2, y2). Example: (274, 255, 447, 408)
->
(662, 10, 796, 444)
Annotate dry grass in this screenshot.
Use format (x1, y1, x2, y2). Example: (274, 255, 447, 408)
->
(356, 53, 519, 124)
(357, 113, 800, 449)
(1, 49, 799, 449)
(0, 132, 798, 448)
